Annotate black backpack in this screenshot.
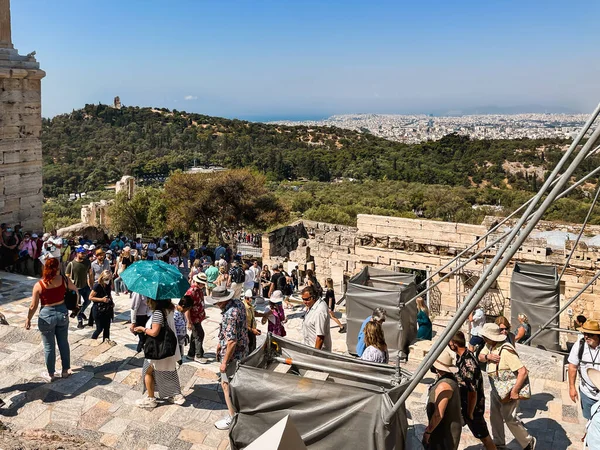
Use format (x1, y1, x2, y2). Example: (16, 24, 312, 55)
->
(231, 266, 245, 283)
(144, 310, 178, 360)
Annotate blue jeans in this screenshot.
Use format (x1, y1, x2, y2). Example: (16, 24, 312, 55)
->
(38, 303, 70, 375)
(114, 277, 127, 294)
(581, 389, 598, 420)
(77, 286, 91, 321)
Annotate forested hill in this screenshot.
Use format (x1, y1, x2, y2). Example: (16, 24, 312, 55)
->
(41, 103, 583, 197)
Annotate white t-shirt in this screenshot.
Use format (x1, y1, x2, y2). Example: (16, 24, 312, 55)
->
(471, 308, 486, 337)
(250, 266, 261, 282)
(568, 338, 600, 401)
(244, 269, 254, 290)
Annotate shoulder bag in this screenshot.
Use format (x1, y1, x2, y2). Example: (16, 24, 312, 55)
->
(488, 344, 531, 403)
(62, 276, 79, 311)
(143, 310, 178, 360)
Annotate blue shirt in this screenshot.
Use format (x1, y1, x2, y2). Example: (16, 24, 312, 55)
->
(214, 246, 226, 261)
(356, 316, 372, 357)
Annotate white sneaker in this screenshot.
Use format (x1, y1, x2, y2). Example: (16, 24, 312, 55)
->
(194, 356, 208, 364)
(215, 415, 232, 430)
(167, 394, 185, 405)
(135, 395, 157, 409)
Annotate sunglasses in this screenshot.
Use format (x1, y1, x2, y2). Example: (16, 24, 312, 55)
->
(499, 327, 509, 331)
(301, 296, 313, 301)
(584, 333, 597, 338)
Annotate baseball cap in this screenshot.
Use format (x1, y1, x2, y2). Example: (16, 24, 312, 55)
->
(75, 246, 86, 253)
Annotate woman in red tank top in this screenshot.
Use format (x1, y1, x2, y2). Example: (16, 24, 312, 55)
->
(26, 257, 78, 381)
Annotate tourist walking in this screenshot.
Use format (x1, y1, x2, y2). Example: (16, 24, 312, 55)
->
(66, 246, 94, 329)
(114, 246, 133, 295)
(90, 270, 115, 345)
(91, 248, 110, 283)
(416, 297, 433, 340)
(449, 331, 496, 450)
(243, 263, 254, 296)
(260, 290, 287, 337)
(268, 264, 285, 298)
(228, 260, 245, 299)
(324, 278, 346, 332)
(186, 273, 208, 363)
(495, 316, 516, 345)
(25, 257, 77, 381)
(468, 306, 486, 353)
(568, 319, 600, 421)
(250, 260, 261, 295)
(301, 286, 331, 351)
(584, 368, 600, 448)
(515, 313, 531, 344)
(206, 286, 249, 430)
(423, 351, 462, 450)
(479, 323, 536, 450)
(359, 321, 388, 364)
(243, 289, 261, 353)
(134, 298, 184, 408)
(356, 307, 387, 357)
(205, 261, 219, 295)
(130, 292, 150, 353)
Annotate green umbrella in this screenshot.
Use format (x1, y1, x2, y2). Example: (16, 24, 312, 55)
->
(120, 260, 190, 300)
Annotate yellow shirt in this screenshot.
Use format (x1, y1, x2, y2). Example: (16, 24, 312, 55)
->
(244, 301, 256, 329)
(480, 342, 524, 373)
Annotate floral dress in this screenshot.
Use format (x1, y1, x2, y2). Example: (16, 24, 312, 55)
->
(266, 303, 286, 337)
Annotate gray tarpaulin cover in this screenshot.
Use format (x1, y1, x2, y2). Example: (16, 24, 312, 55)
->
(346, 267, 418, 358)
(229, 335, 410, 450)
(510, 263, 560, 351)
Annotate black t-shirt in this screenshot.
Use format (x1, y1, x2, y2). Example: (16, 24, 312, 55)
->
(92, 283, 112, 300)
(121, 255, 134, 269)
(270, 272, 284, 292)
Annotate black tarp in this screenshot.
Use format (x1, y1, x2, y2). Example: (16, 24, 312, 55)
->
(229, 335, 410, 450)
(346, 267, 418, 359)
(510, 263, 560, 351)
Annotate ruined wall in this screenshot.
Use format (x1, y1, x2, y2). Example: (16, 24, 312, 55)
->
(0, 1, 45, 231)
(264, 214, 600, 346)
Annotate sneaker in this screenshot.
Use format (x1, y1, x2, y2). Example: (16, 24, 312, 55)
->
(194, 356, 208, 364)
(77, 321, 84, 329)
(167, 394, 185, 405)
(338, 324, 347, 334)
(135, 395, 157, 409)
(215, 415, 232, 430)
(524, 437, 536, 450)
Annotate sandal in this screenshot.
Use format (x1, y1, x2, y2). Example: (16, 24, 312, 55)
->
(61, 370, 73, 378)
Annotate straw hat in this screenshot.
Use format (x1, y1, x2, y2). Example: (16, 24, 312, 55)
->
(95, 248, 105, 256)
(587, 368, 600, 390)
(479, 323, 507, 342)
(433, 350, 458, 374)
(581, 320, 600, 335)
(193, 272, 208, 285)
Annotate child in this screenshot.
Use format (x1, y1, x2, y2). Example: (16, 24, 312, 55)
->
(175, 296, 193, 365)
(260, 290, 287, 337)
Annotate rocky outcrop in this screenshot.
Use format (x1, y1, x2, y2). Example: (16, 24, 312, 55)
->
(57, 222, 105, 241)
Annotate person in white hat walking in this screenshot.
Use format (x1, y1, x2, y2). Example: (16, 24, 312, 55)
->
(423, 350, 462, 450)
(479, 323, 535, 450)
(185, 272, 208, 363)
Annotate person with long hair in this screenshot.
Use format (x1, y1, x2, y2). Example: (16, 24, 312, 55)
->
(416, 297, 433, 340)
(26, 257, 78, 382)
(360, 321, 388, 363)
(90, 270, 115, 345)
(133, 298, 184, 408)
(495, 316, 516, 345)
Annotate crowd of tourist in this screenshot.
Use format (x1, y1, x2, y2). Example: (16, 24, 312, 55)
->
(4, 227, 600, 446)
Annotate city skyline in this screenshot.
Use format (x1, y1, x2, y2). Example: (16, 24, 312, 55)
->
(12, 0, 600, 120)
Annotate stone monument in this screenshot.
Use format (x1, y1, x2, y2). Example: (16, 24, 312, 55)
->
(0, 0, 45, 231)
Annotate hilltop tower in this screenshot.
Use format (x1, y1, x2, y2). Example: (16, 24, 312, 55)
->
(0, 0, 45, 231)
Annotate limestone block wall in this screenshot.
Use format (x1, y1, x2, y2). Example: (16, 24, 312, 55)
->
(0, 4, 45, 232)
(264, 214, 600, 347)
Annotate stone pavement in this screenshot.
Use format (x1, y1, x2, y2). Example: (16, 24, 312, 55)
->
(0, 272, 587, 449)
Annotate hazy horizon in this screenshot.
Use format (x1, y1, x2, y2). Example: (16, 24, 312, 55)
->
(12, 0, 600, 119)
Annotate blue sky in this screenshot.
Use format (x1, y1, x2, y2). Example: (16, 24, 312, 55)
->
(11, 0, 600, 119)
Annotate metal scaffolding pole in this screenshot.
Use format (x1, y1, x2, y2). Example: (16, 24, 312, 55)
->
(385, 108, 600, 424)
(404, 162, 600, 306)
(523, 270, 600, 346)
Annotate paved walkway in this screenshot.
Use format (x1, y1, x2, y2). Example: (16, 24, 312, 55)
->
(0, 273, 587, 449)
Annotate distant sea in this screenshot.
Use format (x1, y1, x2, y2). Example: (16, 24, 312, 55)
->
(238, 114, 329, 123)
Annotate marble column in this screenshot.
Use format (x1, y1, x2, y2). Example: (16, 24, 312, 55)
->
(0, 0, 12, 49)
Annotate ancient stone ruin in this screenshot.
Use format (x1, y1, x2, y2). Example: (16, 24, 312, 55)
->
(0, 0, 45, 231)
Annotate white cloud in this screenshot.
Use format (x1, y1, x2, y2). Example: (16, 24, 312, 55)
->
(184, 95, 198, 101)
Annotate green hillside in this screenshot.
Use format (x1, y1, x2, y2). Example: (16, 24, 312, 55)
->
(41, 104, 585, 198)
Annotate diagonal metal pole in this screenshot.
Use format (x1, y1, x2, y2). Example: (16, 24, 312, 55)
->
(405, 161, 600, 306)
(386, 110, 600, 424)
(523, 270, 600, 346)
